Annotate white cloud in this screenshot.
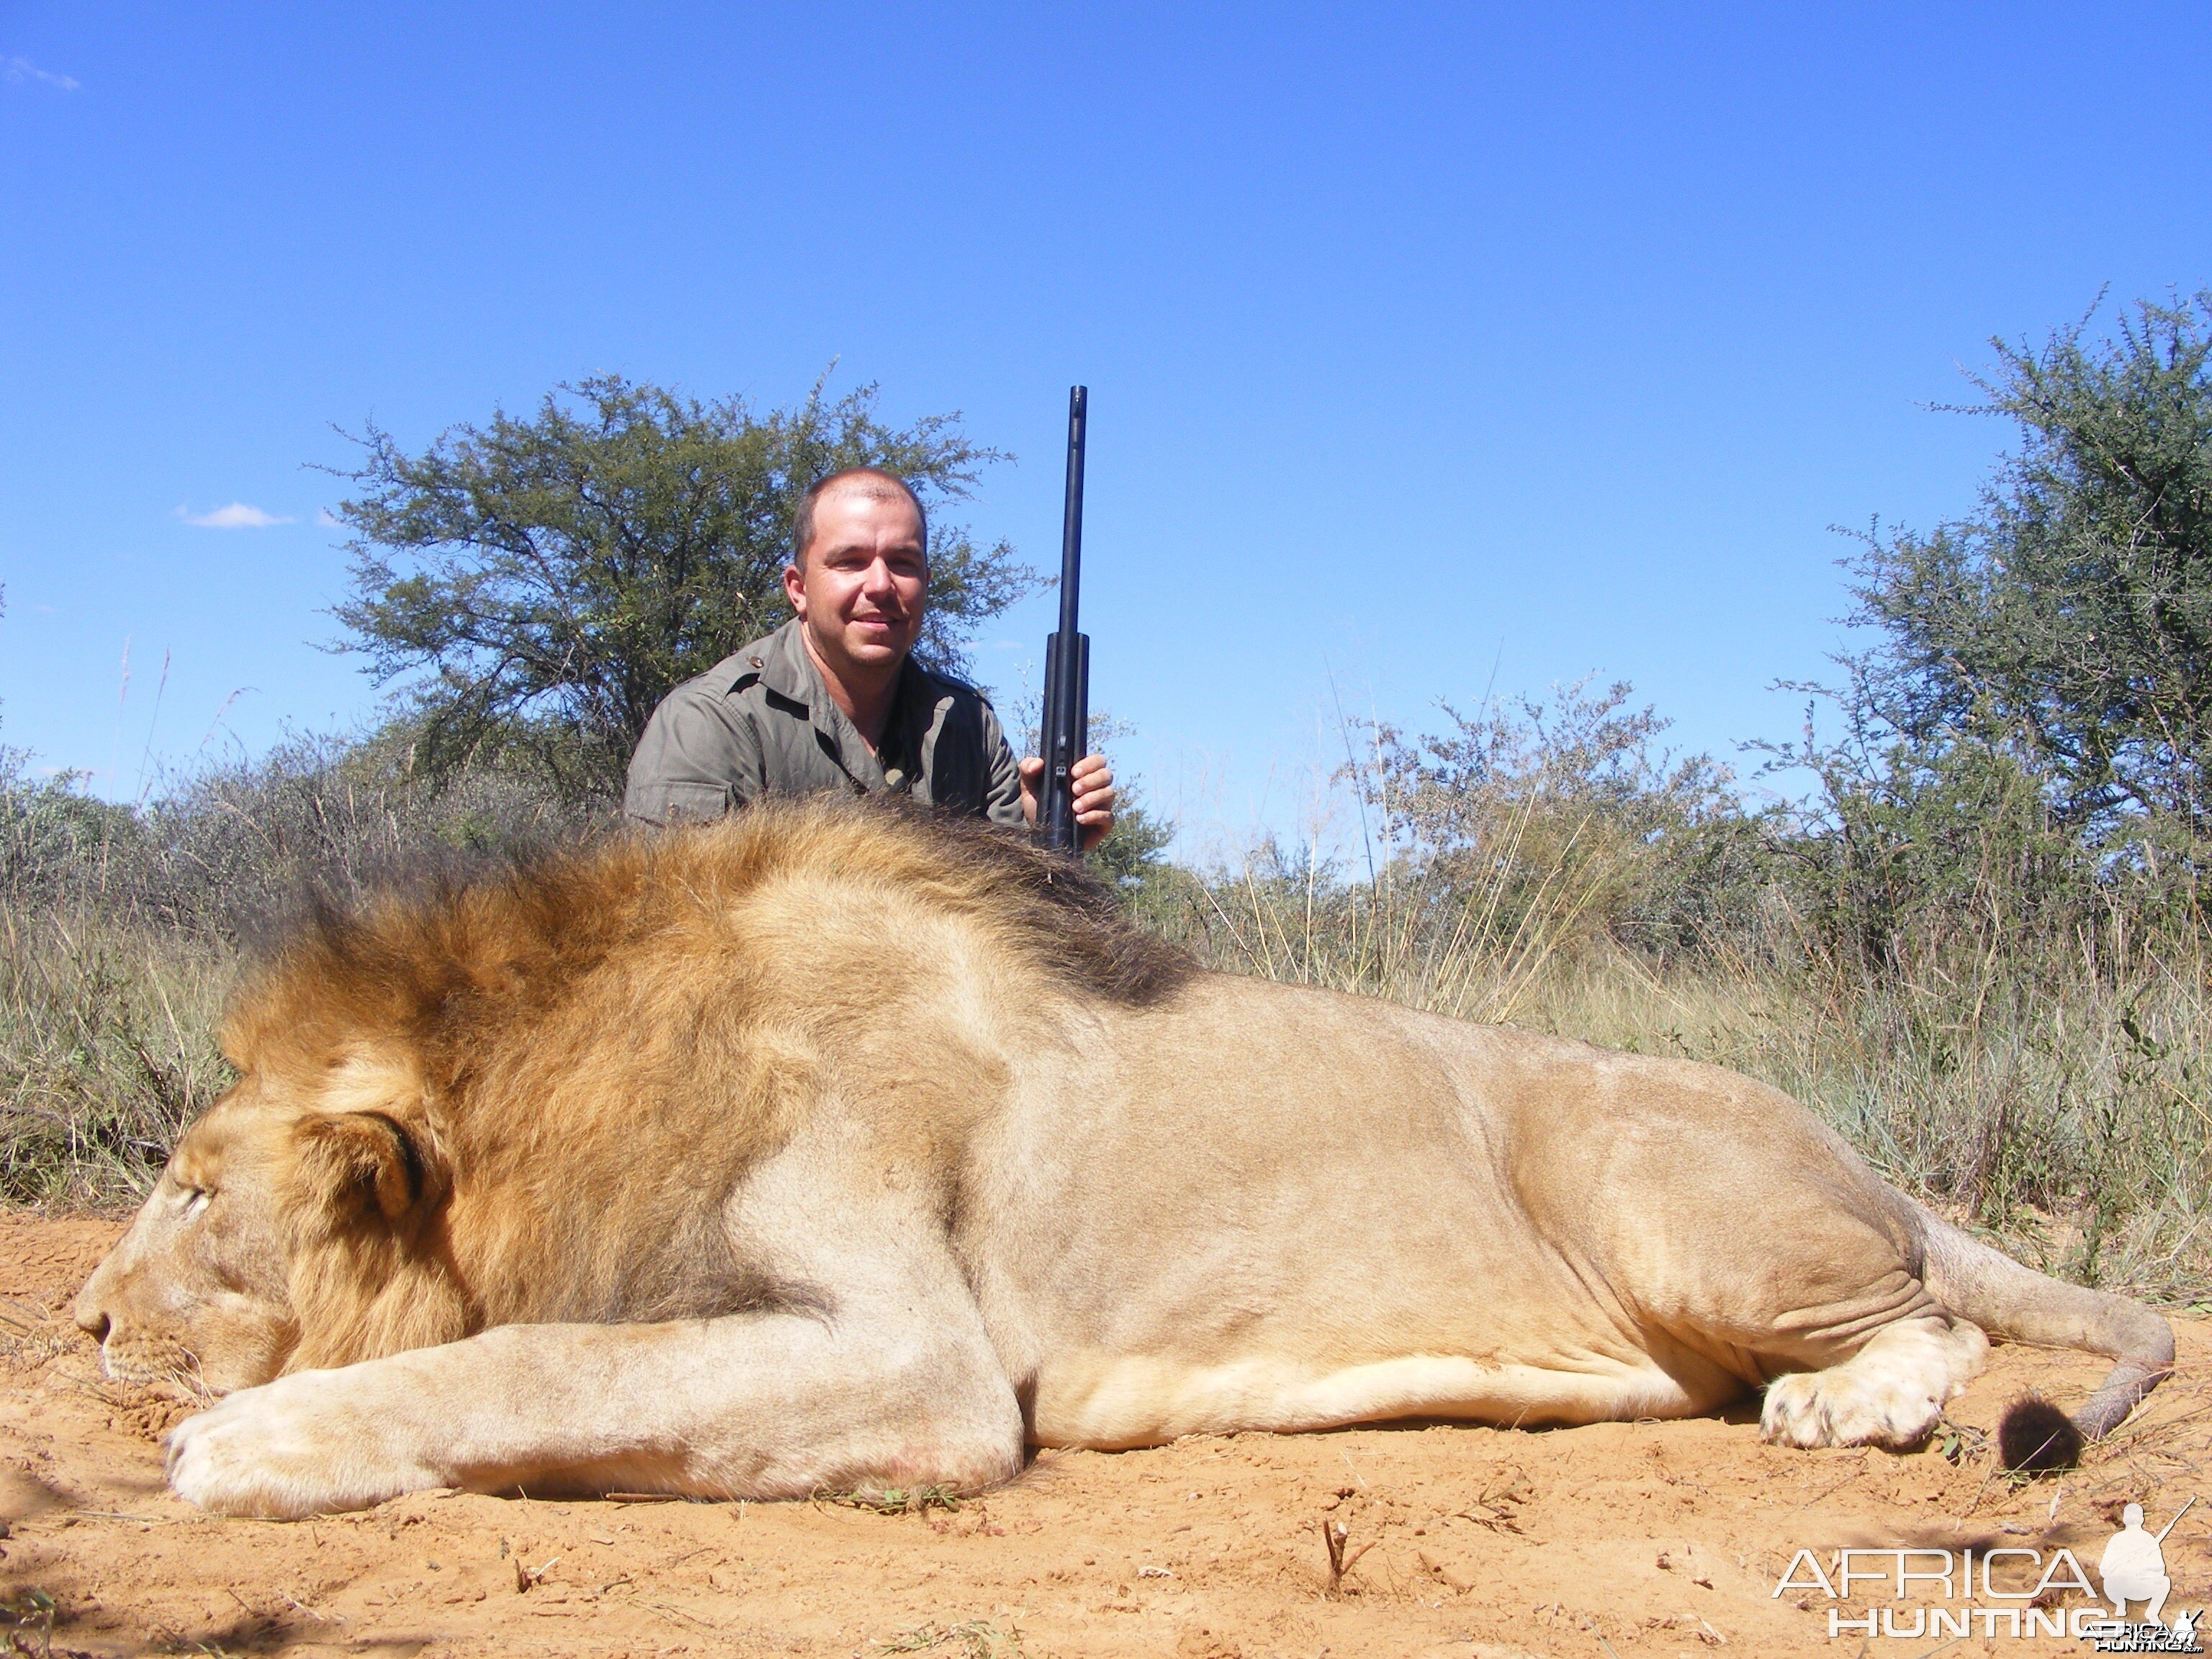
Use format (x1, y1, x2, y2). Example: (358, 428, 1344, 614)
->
(4, 57, 80, 92)
(316, 506, 343, 528)
(176, 502, 295, 529)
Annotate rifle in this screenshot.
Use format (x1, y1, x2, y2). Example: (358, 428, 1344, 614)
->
(2155, 1495, 2197, 1544)
(1038, 385, 1090, 853)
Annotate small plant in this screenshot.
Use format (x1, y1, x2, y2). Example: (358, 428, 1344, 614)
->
(877, 1618, 1022, 1656)
(1933, 1418, 1990, 1466)
(823, 1483, 962, 1516)
(1455, 1468, 1534, 1533)
(0, 1587, 55, 1659)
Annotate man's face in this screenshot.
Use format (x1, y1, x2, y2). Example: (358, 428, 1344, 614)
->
(784, 485, 928, 678)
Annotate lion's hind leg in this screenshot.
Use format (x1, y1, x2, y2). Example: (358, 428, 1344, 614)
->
(1758, 1313, 1988, 1450)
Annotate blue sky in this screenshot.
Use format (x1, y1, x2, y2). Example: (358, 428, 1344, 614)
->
(4, 4, 2208, 853)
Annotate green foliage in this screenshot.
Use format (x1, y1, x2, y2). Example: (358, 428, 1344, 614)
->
(329, 374, 1040, 800)
(1737, 294, 2212, 975)
(1089, 789, 1177, 895)
(0, 756, 135, 906)
(1353, 678, 1766, 961)
(1845, 291, 2212, 837)
(1148, 683, 1771, 1017)
(1752, 684, 2095, 971)
(824, 1483, 962, 1516)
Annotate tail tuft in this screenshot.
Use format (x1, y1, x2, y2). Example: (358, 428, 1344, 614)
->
(1997, 1395, 2082, 1473)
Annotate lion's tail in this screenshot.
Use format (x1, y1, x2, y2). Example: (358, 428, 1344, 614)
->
(1917, 1207, 2175, 1470)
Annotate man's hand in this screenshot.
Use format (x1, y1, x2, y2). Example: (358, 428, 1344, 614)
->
(1018, 753, 1115, 851)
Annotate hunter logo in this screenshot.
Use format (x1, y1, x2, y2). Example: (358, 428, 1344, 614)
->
(1771, 1496, 2200, 1648)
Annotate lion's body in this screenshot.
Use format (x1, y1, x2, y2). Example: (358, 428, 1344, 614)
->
(76, 801, 2175, 1516)
(986, 977, 1893, 1445)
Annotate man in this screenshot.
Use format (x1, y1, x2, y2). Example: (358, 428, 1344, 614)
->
(624, 466, 1115, 846)
(2098, 1503, 2173, 1625)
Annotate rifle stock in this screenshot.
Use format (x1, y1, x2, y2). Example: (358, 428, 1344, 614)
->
(1040, 385, 1089, 853)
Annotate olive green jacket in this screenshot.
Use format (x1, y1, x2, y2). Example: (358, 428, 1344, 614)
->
(623, 618, 1025, 829)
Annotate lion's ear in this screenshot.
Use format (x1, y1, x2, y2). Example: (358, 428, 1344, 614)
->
(292, 1112, 439, 1224)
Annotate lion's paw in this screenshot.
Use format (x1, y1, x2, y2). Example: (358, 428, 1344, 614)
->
(1759, 1317, 1984, 1451)
(168, 1369, 442, 1518)
(1759, 1367, 1946, 1449)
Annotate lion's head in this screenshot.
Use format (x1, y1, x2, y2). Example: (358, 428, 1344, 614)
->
(75, 1056, 464, 1395)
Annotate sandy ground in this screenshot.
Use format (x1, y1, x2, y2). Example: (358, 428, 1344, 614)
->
(0, 1216, 2204, 1658)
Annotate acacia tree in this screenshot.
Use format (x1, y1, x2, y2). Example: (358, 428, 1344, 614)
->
(1845, 292, 2212, 837)
(329, 374, 1038, 799)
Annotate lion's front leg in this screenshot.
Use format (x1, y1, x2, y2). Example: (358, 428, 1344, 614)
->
(168, 1362, 454, 1516)
(170, 1305, 1021, 1517)
(168, 1185, 1023, 1517)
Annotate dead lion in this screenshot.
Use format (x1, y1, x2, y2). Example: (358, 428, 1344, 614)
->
(76, 799, 2172, 1517)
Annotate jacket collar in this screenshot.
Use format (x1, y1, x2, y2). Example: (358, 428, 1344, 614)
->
(749, 616, 943, 718)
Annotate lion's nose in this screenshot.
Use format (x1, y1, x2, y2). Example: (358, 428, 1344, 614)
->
(73, 1268, 114, 1341)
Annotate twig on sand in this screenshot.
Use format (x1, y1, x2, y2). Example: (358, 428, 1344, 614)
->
(276, 1589, 337, 1624)
(639, 1600, 719, 1631)
(1321, 1516, 1375, 1593)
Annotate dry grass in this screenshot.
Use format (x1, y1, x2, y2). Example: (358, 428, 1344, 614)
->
(0, 735, 596, 1208)
(0, 908, 228, 1207)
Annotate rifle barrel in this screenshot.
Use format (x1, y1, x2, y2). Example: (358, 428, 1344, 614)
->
(2156, 1495, 2197, 1543)
(1059, 387, 1086, 642)
(1043, 386, 1089, 853)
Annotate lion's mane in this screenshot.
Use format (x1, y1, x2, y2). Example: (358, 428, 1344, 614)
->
(223, 797, 1191, 1375)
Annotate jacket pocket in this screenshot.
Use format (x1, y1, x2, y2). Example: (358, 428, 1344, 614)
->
(623, 779, 734, 826)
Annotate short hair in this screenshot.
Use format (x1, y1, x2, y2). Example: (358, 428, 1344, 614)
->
(790, 467, 929, 569)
